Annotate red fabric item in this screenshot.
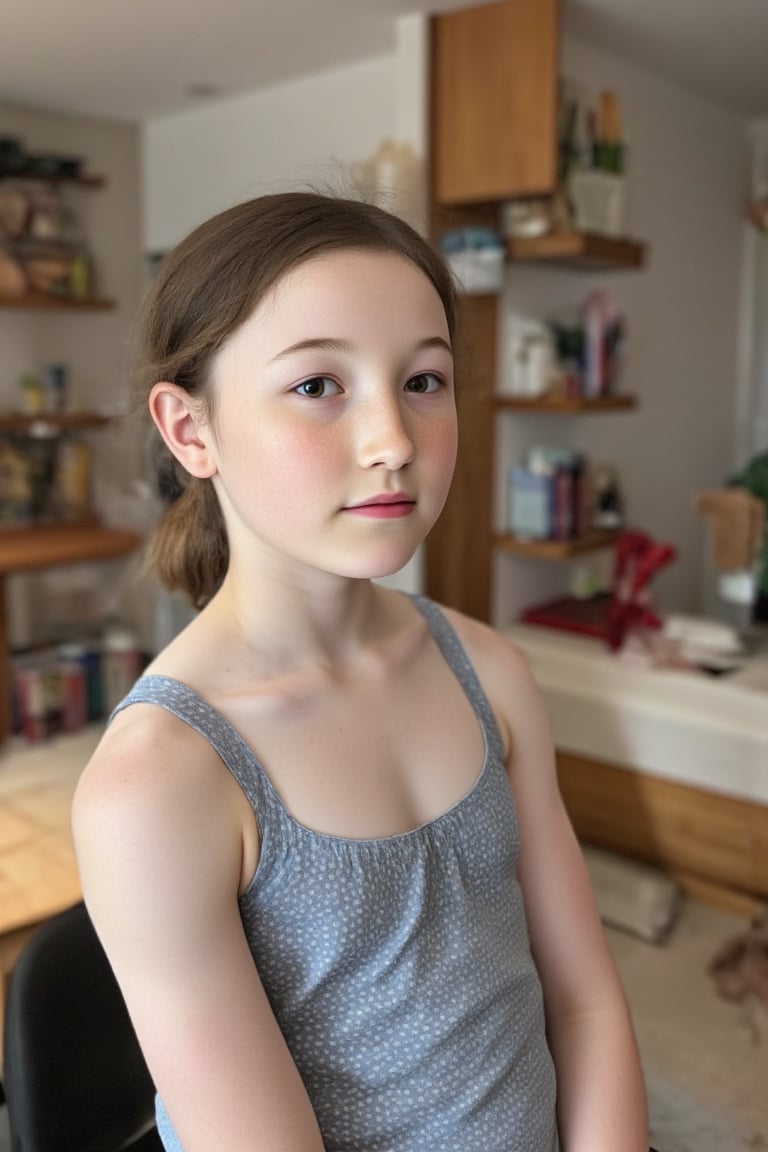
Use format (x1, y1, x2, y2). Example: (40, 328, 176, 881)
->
(520, 531, 677, 651)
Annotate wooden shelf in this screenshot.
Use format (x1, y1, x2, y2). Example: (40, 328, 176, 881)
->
(1, 171, 106, 189)
(505, 231, 647, 270)
(0, 523, 142, 575)
(0, 412, 113, 435)
(495, 393, 636, 412)
(0, 293, 115, 312)
(494, 529, 621, 560)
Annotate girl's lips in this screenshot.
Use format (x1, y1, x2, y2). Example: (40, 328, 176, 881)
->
(344, 495, 416, 519)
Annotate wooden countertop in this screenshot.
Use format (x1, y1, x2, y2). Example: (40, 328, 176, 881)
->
(0, 522, 142, 574)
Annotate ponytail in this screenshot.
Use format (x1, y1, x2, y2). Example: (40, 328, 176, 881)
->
(147, 477, 228, 609)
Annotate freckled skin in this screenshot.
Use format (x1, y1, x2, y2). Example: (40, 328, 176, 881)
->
(198, 251, 458, 584)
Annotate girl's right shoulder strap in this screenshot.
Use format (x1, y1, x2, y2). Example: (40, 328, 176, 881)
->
(110, 675, 279, 825)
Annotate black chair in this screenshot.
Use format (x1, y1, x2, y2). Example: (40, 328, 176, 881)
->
(3, 901, 163, 1151)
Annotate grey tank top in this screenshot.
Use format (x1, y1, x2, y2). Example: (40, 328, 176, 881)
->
(113, 595, 559, 1151)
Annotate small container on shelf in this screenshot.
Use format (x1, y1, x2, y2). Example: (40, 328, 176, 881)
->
(101, 623, 142, 714)
(440, 227, 505, 294)
(57, 643, 88, 732)
(508, 447, 590, 543)
(508, 467, 551, 539)
(42, 364, 68, 412)
(569, 169, 627, 237)
(54, 438, 92, 521)
(13, 659, 48, 743)
(501, 313, 557, 398)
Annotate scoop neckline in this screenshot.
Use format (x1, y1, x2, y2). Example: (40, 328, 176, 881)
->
(136, 668, 492, 848)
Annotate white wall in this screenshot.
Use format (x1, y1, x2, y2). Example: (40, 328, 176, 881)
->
(741, 120, 768, 459)
(750, 230, 768, 453)
(494, 37, 747, 626)
(142, 54, 397, 253)
(142, 12, 432, 254)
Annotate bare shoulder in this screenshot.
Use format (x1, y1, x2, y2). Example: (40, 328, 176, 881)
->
(72, 703, 249, 942)
(437, 603, 545, 700)
(74, 703, 229, 845)
(437, 603, 532, 681)
(435, 604, 548, 752)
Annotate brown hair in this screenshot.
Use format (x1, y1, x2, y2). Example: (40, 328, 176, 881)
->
(137, 192, 458, 609)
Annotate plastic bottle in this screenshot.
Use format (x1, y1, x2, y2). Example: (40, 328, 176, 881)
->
(101, 624, 142, 714)
(57, 643, 87, 732)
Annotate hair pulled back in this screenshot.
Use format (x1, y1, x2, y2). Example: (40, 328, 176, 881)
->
(138, 192, 457, 609)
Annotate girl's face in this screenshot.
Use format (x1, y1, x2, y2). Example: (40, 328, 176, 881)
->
(200, 249, 457, 582)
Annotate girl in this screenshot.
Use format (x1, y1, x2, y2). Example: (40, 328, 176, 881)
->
(73, 192, 649, 1151)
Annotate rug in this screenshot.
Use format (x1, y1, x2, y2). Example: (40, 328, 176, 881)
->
(647, 1070, 767, 1152)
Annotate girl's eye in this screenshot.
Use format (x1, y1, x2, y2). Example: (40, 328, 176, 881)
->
(406, 372, 442, 394)
(294, 376, 341, 398)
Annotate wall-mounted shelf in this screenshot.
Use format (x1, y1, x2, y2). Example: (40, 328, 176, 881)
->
(0, 522, 141, 575)
(1, 171, 106, 190)
(424, 1, 649, 621)
(0, 522, 143, 744)
(494, 529, 621, 560)
(0, 293, 115, 312)
(505, 231, 646, 270)
(495, 394, 637, 413)
(0, 412, 112, 435)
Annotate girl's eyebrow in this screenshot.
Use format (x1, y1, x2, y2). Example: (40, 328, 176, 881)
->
(417, 336, 453, 356)
(271, 338, 353, 362)
(271, 335, 453, 362)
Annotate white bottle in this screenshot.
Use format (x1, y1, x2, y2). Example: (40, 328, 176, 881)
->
(101, 624, 142, 714)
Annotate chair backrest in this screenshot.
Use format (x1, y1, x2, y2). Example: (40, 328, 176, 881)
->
(3, 901, 160, 1152)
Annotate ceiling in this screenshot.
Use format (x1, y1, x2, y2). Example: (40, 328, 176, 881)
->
(1, 0, 767, 125)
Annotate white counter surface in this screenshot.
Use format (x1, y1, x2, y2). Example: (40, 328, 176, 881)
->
(504, 624, 768, 805)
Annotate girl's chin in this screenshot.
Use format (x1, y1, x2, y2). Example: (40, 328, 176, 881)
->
(334, 547, 422, 582)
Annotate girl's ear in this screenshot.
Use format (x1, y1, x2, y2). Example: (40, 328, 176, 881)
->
(148, 382, 218, 479)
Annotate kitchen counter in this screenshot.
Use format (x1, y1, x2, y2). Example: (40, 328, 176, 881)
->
(504, 622, 768, 905)
(505, 623, 768, 805)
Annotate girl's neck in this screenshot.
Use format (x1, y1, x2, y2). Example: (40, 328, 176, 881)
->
(205, 567, 402, 675)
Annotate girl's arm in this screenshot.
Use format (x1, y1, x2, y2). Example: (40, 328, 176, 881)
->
(72, 708, 325, 1152)
(452, 613, 648, 1152)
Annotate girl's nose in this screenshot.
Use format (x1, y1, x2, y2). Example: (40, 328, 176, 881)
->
(356, 394, 415, 471)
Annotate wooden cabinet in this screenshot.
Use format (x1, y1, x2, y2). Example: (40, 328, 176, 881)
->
(430, 0, 560, 204)
(557, 750, 768, 911)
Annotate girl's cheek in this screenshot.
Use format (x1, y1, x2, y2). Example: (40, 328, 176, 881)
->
(433, 414, 459, 466)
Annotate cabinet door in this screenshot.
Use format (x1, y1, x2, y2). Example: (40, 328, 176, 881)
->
(431, 0, 560, 205)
